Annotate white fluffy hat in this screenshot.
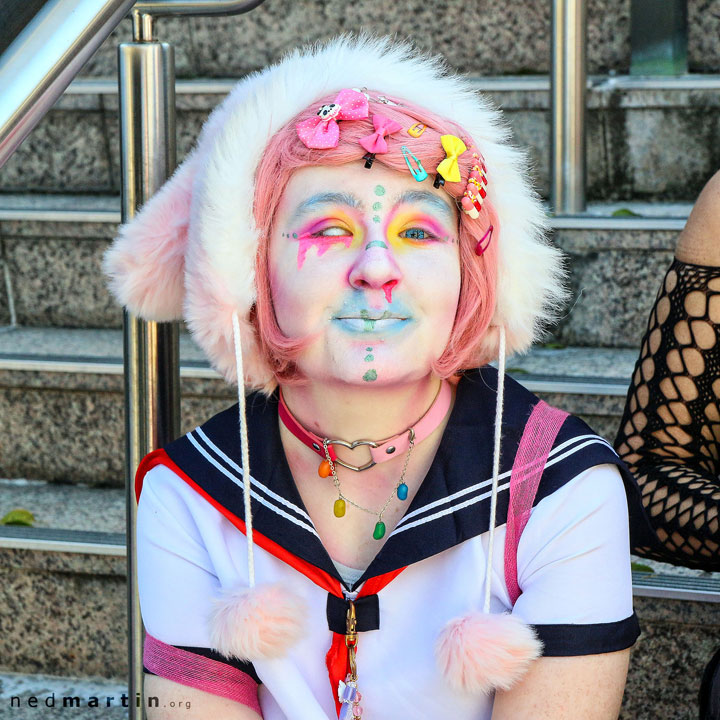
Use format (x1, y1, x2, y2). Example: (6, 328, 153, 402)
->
(104, 33, 566, 394)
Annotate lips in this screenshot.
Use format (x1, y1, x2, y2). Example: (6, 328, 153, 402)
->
(334, 309, 409, 321)
(337, 315, 407, 321)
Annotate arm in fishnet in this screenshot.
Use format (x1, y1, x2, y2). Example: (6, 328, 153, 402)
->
(614, 172, 720, 571)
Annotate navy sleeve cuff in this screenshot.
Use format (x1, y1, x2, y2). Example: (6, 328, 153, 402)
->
(532, 612, 640, 656)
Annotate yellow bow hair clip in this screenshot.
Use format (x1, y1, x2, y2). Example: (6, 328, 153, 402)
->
(435, 135, 467, 184)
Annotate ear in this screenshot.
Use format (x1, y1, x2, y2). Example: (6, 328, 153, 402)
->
(103, 152, 198, 321)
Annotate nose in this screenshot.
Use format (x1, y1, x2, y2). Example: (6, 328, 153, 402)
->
(347, 238, 402, 302)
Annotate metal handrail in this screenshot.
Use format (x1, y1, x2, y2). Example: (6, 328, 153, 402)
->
(133, 0, 264, 15)
(0, 0, 136, 170)
(551, 0, 587, 214)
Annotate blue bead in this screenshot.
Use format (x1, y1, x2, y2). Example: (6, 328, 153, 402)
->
(397, 483, 408, 501)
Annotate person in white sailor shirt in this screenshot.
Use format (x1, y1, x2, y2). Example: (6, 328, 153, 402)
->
(105, 35, 661, 720)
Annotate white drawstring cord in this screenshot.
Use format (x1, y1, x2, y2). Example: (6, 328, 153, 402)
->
(232, 312, 255, 588)
(483, 325, 506, 614)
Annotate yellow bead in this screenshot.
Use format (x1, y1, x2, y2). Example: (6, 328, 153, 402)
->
(334, 498, 346, 518)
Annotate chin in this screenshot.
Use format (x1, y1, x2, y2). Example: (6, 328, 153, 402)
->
(303, 358, 436, 389)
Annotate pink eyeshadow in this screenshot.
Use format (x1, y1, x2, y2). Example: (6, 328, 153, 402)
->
(291, 213, 358, 269)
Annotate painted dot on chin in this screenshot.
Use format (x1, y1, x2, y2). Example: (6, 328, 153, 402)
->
(363, 369, 378, 382)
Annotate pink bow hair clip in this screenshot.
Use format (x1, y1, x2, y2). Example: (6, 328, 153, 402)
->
(358, 113, 402, 169)
(296, 89, 369, 149)
(358, 113, 402, 168)
(359, 114, 402, 155)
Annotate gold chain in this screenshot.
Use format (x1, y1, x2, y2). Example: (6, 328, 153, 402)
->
(323, 428, 415, 523)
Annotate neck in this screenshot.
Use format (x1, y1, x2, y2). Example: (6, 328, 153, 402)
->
(280, 374, 444, 446)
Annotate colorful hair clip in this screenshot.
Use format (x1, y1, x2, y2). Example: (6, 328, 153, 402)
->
(436, 135, 467, 183)
(401, 146, 428, 182)
(461, 151, 489, 218)
(359, 114, 402, 168)
(296, 88, 369, 149)
(475, 225, 493, 256)
(407, 122, 427, 138)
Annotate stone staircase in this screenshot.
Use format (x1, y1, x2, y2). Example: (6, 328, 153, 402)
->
(2, 3, 720, 718)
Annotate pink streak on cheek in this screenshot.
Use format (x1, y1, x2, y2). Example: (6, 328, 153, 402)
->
(295, 233, 353, 270)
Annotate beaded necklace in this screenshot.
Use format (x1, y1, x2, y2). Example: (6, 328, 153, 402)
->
(278, 380, 452, 539)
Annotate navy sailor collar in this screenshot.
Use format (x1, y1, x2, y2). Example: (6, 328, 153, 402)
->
(163, 367, 625, 590)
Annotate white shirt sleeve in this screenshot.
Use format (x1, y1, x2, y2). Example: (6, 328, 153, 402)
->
(510, 463, 638, 654)
(136, 463, 222, 648)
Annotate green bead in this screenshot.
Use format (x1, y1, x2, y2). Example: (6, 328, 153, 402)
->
(333, 498, 346, 518)
(373, 521, 386, 540)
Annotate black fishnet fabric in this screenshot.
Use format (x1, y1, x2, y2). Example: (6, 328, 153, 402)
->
(615, 258, 720, 571)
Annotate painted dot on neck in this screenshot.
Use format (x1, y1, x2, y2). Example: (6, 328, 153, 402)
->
(372, 201, 382, 211)
(374, 185, 386, 197)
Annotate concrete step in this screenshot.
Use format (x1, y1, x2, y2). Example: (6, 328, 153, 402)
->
(0, 327, 229, 485)
(0, 196, 688, 348)
(76, 5, 720, 81)
(0, 327, 638, 484)
(0, 481, 719, 720)
(1, 75, 718, 200)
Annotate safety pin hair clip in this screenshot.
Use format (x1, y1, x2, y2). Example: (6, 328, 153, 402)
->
(401, 146, 428, 182)
(353, 87, 401, 106)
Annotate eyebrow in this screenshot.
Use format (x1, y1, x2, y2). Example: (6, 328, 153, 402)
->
(392, 190, 456, 224)
(288, 192, 362, 224)
(288, 189, 456, 226)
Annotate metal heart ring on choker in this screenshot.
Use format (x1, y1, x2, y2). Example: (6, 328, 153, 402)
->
(277, 379, 452, 473)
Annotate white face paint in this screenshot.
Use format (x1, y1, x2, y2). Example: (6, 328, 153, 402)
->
(269, 162, 461, 387)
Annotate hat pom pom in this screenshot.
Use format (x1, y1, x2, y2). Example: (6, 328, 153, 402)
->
(208, 583, 307, 661)
(436, 611, 543, 694)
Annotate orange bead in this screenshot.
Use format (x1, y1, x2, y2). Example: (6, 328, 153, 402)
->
(318, 459, 332, 477)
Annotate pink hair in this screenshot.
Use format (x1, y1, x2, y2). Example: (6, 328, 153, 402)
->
(251, 92, 498, 385)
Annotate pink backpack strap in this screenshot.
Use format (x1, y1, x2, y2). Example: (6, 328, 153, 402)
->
(504, 400, 569, 606)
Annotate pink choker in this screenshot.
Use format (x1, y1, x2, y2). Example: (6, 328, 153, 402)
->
(278, 379, 453, 473)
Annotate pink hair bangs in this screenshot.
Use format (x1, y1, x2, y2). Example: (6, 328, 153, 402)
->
(251, 92, 499, 385)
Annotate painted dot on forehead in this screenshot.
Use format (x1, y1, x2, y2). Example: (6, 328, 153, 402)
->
(372, 202, 382, 211)
(373, 215, 381, 223)
(374, 185, 386, 197)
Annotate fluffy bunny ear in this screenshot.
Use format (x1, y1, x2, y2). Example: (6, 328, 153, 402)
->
(103, 152, 198, 321)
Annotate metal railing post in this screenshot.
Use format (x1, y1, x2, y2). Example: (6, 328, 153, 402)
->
(0, 0, 136, 170)
(118, 12, 180, 718)
(551, 0, 587, 214)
